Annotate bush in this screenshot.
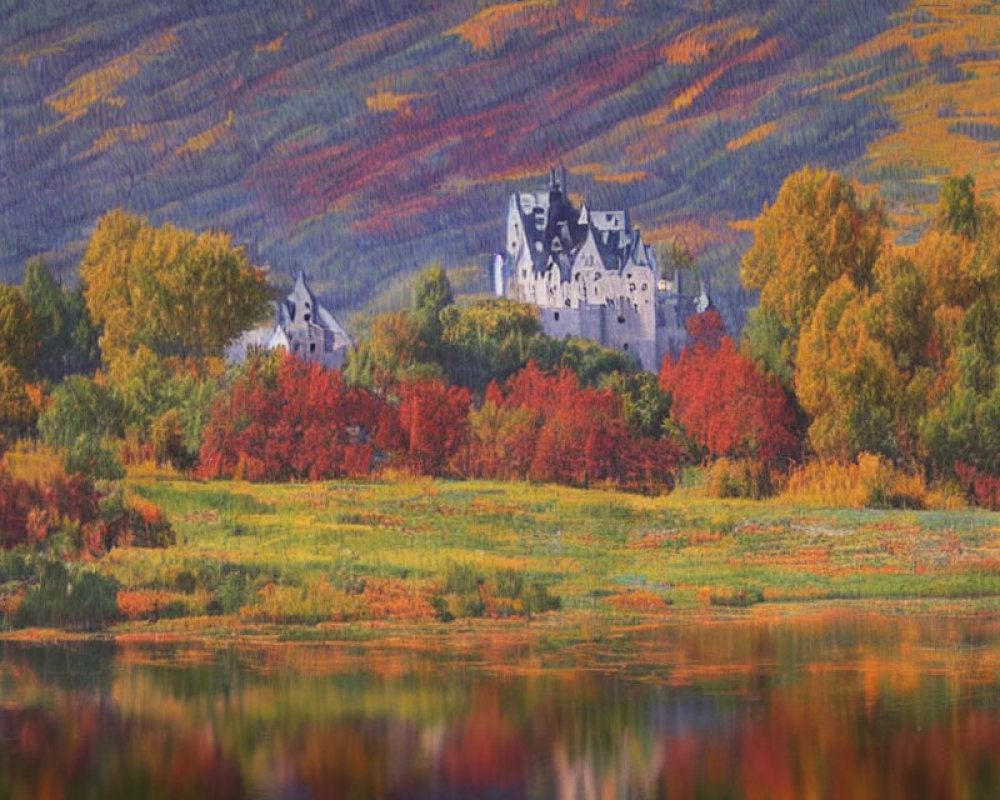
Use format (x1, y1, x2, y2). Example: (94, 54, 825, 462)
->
(444, 562, 484, 594)
(64, 435, 125, 481)
(98, 488, 176, 548)
(783, 453, 927, 509)
(708, 585, 764, 607)
(15, 560, 120, 630)
(523, 582, 561, 616)
(494, 568, 524, 599)
(706, 458, 774, 499)
(212, 572, 252, 615)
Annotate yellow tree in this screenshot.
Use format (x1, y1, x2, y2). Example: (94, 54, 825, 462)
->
(795, 276, 902, 461)
(0, 285, 38, 377)
(741, 167, 883, 378)
(80, 210, 271, 365)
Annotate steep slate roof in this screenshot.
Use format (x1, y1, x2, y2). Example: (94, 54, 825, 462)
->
(512, 173, 650, 279)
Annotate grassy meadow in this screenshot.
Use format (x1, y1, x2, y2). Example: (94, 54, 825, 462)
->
(55, 471, 1000, 639)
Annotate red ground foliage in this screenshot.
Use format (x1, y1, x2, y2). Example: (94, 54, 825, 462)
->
(0, 470, 171, 554)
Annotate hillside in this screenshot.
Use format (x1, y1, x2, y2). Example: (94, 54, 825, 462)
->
(2, 0, 996, 326)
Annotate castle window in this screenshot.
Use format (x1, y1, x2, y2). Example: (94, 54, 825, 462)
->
(309, 343, 316, 353)
(574, 273, 580, 281)
(627, 273, 632, 280)
(565, 299, 571, 307)
(554, 312, 560, 321)
(629, 283, 636, 292)
(617, 315, 626, 324)
(293, 343, 299, 352)
(594, 272, 601, 280)
(304, 313, 311, 322)
(641, 283, 647, 292)
(623, 342, 629, 351)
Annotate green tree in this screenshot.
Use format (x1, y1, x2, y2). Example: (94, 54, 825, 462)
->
(411, 264, 454, 363)
(21, 257, 65, 378)
(21, 258, 100, 380)
(601, 370, 671, 439)
(0, 284, 38, 377)
(936, 174, 978, 239)
(38, 376, 127, 451)
(440, 299, 541, 391)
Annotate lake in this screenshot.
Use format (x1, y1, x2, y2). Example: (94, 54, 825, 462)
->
(1, 610, 999, 798)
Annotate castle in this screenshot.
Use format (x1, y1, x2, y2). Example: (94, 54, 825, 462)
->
(226, 272, 353, 368)
(493, 169, 708, 372)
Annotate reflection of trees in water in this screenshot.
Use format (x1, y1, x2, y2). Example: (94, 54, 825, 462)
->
(1, 615, 1000, 797)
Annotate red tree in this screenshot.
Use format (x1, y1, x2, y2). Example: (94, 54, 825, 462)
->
(464, 362, 678, 489)
(395, 379, 472, 475)
(199, 356, 385, 481)
(660, 313, 799, 466)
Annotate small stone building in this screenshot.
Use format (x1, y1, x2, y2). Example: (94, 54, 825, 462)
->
(494, 169, 708, 371)
(226, 272, 352, 369)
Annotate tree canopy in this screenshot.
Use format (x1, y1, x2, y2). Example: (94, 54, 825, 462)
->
(80, 210, 271, 365)
(741, 167, 884, 377)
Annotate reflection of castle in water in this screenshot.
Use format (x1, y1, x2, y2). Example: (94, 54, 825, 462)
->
(494, 169, 708, 372)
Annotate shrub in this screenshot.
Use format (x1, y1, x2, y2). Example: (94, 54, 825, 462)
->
(708, 585, 764, 607)
(64, 435, 125, 481)
(523, 582, 561, 616)
(494, 568, 524, 599)
(15, 560, 120, 630)
(444, 562, 484, 594)
(706, 458, 774, 499)
(783, 453, 927, 509)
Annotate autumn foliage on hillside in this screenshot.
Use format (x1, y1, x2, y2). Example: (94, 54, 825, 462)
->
(659, 310, 800, 466)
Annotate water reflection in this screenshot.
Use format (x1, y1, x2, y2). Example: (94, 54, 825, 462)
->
(1, 613, 1000, 798)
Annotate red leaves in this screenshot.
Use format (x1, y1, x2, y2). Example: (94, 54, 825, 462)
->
(466, 362, 678, 489)
(200, 356, 380, 481)
(661, 315, 799, 466)
(396, 380, 471, 476)
(201, 355, 677, 489)
(200, 355, 471, 480)
(955, 462, 1000, 509)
